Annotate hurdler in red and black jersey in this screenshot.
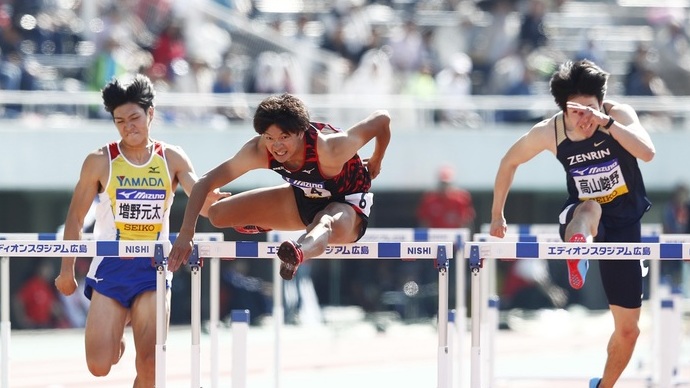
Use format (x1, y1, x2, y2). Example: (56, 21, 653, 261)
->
(268, 122, 372, 199)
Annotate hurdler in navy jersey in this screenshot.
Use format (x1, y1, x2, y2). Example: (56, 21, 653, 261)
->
(168, 93, 391, 282)
(554, 106, 651, 229)
(489, 60, 655, 388)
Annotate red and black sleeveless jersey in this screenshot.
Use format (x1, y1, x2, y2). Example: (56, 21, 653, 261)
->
(267, 122, 371, 199)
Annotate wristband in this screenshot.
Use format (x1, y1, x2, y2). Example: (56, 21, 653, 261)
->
(603, 116, 615, 129)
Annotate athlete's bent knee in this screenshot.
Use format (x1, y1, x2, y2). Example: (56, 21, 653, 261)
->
(87, 359, 113, 377)
(618, 324, 640, 343)
(207, 204, 226, 228)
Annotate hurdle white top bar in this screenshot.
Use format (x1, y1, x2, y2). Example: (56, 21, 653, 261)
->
(197, 241, 454, 259)
(0, 240, 453, 259)
(465, 241, 690, 260)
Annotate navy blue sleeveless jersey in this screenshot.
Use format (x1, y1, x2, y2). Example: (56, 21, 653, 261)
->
(554, 112, 651, 228)
(267, 122, 371, 199)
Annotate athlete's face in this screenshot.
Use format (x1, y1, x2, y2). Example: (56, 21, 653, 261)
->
(564, 95, 601, 139)
(262, 125, 303, 164)
(113, 103, 153, 147)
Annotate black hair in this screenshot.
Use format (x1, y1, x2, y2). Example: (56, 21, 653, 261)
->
(549, 59, 609, 112)
(253, 93, 311, 135)
(101, 74, 155, 116)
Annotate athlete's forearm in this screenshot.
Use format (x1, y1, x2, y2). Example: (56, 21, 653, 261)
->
(178, 178, 213, 235)
(491, 163, 517, 220)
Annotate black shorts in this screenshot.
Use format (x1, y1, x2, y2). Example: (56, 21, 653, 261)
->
(558, 203, 643, 309)
(291, 186, 370, 241)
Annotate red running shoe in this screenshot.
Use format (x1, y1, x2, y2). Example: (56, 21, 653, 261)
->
(233, 225, 273, 234)
(567, 233, 589, 290)
(277, 240, 304, 280)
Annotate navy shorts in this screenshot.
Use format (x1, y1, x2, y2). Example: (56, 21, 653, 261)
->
(291, 186, 370, 241)
(558, 203, 643, 309)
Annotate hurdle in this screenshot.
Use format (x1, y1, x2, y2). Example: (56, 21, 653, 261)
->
(464, 239, 690, 388)
(201, 239, 454, 388)
(0, 232, 224, 388)
(263, 228, 470, 388)
(473, 226, 678, 387)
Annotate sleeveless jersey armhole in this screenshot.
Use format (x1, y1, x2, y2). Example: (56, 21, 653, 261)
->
(555, 112, 567, 146)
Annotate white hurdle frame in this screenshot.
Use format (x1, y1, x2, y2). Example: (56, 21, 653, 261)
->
(0, 239, 452, 388)
(264, 228, 470, 388)
(199, 239, 453, 388)
(464, 239, 690, 388)
(0, 232, 224, 388)
(473, 227, 683, 387)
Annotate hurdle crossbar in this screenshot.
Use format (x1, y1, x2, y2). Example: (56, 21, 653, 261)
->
(464, 240, 690, 388)
(0, 232, 224, 388)
(265, 228, 469, 388)
(0, 238, 452, 388)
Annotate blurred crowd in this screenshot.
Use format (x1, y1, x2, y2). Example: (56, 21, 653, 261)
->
(0, 0, 689, 127)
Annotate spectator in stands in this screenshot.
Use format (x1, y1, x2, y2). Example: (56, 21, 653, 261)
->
(212, 64, 249, 122)
(574, 38, 607, 69)
(623, 41, 673, 128)
(652, 16, 690, 96)
(13, 259, 66, 329)
(416, 165, 475, 230)
(466, 0, 518, 95)
(518, 0, 549, 52)
(86, 32, 128, 118)
(434, 51, 481, 127)
(388, 18, 425, 75)
(150, 19, 186, 81)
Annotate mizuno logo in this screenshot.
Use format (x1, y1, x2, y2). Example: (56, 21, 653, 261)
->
(302, 168, 315, 174)
(594, 140, 606, 147)
(572, 168, 588, 176)
(119, 191, 137, 199)
(149, 166, 160, 174)
(94, 277, 104, 283)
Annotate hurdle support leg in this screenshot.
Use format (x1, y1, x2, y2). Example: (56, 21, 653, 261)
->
(232, 309, 250, 388)
(436, 245, 451, 388)
(210, 256, 220, 388)
(1, 253, 9, 388)
(189, 245, 201, 388)
(468, 245, 482, 388)
(154, 244, 167, 388)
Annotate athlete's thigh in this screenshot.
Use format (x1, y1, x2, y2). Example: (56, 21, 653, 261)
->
(85, 291, 129, 356)
(128, 290, 166, 358)
(210, 184, 304, 229)
(314, 202, 363, 243)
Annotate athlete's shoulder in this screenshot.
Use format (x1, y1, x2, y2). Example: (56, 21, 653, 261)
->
(311, 121, 341, 134)
(532, 113, 558, 131)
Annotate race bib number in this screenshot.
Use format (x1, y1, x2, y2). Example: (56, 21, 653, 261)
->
(570, 159, 628, 204)
(284, 177, 333, 199)
(345, 192, 374, 217)
(114, 188, 165, 232)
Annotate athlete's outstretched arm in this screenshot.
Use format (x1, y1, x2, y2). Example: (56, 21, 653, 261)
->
(321, 110, 391, 179)
(168, 137, 266, 271)
(165, 145, 230, 218)
(490, 121, 554, 238)
(55, 150, 107, 296)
